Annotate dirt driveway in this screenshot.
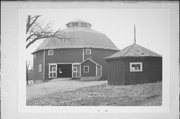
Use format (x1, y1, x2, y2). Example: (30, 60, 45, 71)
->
(26, 78, 107, 100)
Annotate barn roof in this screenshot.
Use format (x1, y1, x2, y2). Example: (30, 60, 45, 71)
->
(33, 20, 118, 53)
(106, 43, 162, 60)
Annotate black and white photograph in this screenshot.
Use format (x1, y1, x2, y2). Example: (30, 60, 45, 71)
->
(1, 1, 179, 119)
(25, 10, 164, 106)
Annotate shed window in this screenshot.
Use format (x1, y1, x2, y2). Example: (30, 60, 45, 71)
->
(86, 49, 91, 55)
(130, 62, 143, 72)
(48, 50, 54, 56)
(38, 64, 42, 72)
(83, 66, 89, 73)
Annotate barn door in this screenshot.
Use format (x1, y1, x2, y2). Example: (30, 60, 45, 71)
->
(49, 64, 57, 78)
(57, 64, 72, 78)
(96, 65, 102, 77)
(72, 64, 81, 78)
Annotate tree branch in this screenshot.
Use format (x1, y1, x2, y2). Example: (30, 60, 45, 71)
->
(26, 15, 40, 34)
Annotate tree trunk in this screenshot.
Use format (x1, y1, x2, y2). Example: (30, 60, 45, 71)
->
(26, 63, 29, 85)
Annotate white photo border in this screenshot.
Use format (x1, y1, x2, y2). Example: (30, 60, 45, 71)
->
(1, 1, 179, 119)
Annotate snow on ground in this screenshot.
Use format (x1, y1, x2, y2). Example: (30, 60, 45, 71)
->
(26, 78, 107, 100)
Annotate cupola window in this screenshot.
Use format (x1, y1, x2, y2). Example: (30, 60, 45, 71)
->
(78, 23, 82, 26)
(66, 20, 92, 28)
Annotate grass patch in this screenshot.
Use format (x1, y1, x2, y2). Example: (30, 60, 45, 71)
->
(27, 82, 162, 106)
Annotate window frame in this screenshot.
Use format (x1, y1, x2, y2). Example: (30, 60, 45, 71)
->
(49, 64, 57, 78)
(85, 49, 91, 55)
(48, 50, 54, 56)
(38, 64, 42, 72)
(83, 66, 89, 73)
(130, 62, 143, 72)
(73, 67, 78, 71)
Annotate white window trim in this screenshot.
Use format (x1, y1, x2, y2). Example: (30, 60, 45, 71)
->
(73, 67, 78, 71)
(130, 62, 143, 72)
(96, 65, 102, 77)
(48, 50, 54, 56)
(49, 64, 57, 78)
(38, 64, 42, 72)
(83, 66, 89, 73)
(72, 63, 81, 77)
(85, 49, 91, 55)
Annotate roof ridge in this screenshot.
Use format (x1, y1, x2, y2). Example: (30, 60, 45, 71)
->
(123, 44, 135, 56)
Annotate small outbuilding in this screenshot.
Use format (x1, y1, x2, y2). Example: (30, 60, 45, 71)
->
(80, 58, 102, 80)
(105, 43, 162, 85)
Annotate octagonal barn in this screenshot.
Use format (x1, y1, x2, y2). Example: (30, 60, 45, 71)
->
(32, 19, 119, 82)
(105, 43, 162, 85)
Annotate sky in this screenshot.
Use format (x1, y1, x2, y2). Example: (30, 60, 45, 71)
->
(26, 9, 170, 68)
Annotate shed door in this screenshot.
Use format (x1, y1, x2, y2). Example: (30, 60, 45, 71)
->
(57, 64, 72, 78)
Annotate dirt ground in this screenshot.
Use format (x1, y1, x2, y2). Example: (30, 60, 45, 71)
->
(27, 80, 162, 106)
(26, 78, 107, 100)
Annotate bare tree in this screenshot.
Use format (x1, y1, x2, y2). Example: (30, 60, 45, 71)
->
(26, 61, 30, 85)
(26, 15, 71, 84)
(26, 15, 62, 49)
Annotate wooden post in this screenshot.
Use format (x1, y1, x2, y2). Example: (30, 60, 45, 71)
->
(134, 24, 136, 44)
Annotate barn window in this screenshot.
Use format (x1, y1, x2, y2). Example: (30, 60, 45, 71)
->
(49, 64, 57, 78)
(38, 64, 42, 72)
(48, 50, 54, 56)
(83, 66, 89, 73)
(130, 62, 143, 72)
(78, 23, 82, 26)
(86, 49, 91, 55)
(73, 67, 77, 71)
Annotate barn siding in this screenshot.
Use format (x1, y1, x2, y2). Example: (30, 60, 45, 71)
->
(81, 60, 96, 77)
(107, 57, 162, 85)
(45, 48, 83, 80)
(33, 48, 118, 81)
(33, 51, 44, 81)
(84, 48, 118, 80)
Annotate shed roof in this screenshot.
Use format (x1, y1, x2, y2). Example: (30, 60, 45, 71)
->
(33, 20, 119, 53)
(81, 58, 101, 67)
(106, 43, 162, 60)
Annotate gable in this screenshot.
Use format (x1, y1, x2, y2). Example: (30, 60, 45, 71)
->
(81, 58, 100, 67)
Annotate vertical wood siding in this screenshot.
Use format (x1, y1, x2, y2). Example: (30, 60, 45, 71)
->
(81, 60, 96, 77)
(33, 48, 118, 81)
(33, 51, 44, 81)
(45, 48, 83, 80)
(107, 57, 162, 85)
(84, 48, 118, 80)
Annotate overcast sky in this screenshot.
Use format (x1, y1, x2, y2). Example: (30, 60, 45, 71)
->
(26, 9, 170, 67)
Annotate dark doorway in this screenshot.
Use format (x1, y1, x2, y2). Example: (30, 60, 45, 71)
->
(57, 64, 72, 78)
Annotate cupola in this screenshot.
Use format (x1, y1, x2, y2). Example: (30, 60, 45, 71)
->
(66, 19, 92, 28)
